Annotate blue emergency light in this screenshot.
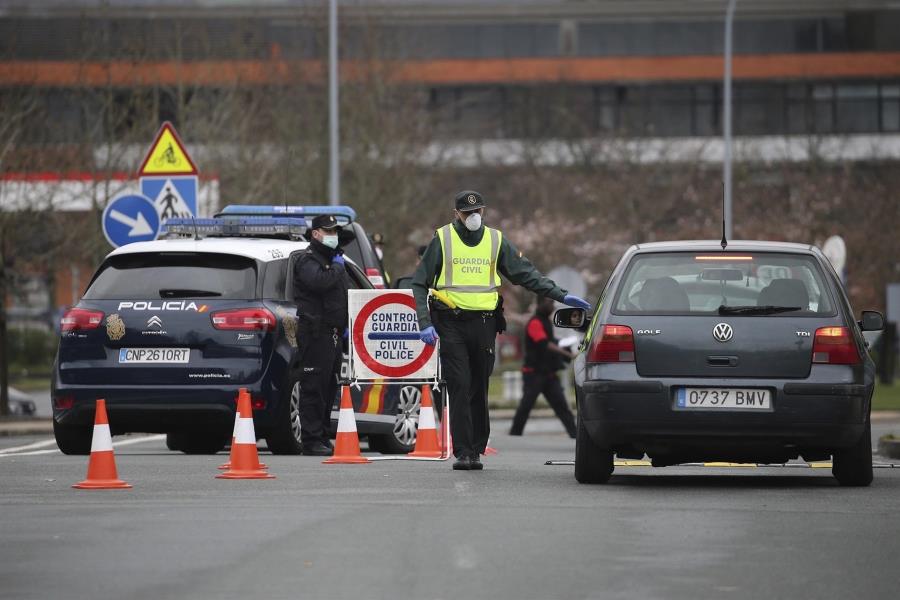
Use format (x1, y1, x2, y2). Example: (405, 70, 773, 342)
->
(162, 217, 307, 239)
(216, 204, 357, 226)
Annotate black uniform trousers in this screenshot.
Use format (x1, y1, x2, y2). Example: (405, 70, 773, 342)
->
(509, 371, 577, 438)
(433, 311, 496, 458)
(294, 322, 342, 447)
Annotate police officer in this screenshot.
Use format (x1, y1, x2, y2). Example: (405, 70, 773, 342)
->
(509, 295, 577, 438)
(411, 190, 591, 470)
(292, 214, 349, 456)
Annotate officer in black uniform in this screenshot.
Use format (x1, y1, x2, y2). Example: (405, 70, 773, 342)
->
(411, 190, 591, 470)
(292, 214, 349, 456)
(509, 295, 577, 438)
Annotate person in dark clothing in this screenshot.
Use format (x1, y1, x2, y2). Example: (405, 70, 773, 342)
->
(412, 190, 591, 470)
(509, 295, 577, 438)
(292, 214, 350, 456)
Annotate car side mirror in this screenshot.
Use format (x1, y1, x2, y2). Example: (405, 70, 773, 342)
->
(859, 310, 884, 332)
(554, 308, 589, 330)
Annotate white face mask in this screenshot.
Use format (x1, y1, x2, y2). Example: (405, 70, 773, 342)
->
(462, 212, 482, 231)
(321, 234, 339, 249)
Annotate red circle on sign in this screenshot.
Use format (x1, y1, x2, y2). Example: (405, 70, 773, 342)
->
(353, 293, 436, 378)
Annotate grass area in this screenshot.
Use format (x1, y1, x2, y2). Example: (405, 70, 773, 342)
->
(8, 376, 52, 392)
(873, 382, 900, 411)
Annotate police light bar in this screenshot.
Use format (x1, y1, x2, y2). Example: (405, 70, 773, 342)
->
(216, 204, 357, 226)
(162, 217, 307, 239)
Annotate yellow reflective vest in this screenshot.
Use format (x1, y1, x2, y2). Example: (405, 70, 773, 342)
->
(434, 224, 502, 310)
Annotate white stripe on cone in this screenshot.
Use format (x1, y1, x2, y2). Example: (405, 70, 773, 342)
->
(90, 424, 113, 453)
(235, 417, 256, 445)
(418, 404, 436, 430)
(336, 407, 357, 433)
(231, 411, 239, 437)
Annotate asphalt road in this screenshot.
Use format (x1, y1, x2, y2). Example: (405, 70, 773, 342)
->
(1, 419, 899, 600)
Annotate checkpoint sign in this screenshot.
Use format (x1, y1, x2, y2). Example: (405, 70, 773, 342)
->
(349, 290, 437, 380)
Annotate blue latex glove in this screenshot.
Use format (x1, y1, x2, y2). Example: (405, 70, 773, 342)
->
(419, 326, 438, 346)
(563, 294, 592, 310)
(332, 253, 345, 265)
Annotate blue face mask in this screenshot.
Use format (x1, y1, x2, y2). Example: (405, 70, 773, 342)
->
(321, 234, 339, 249)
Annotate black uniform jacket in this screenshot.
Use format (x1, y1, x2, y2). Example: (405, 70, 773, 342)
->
(292, 239, 349, 331)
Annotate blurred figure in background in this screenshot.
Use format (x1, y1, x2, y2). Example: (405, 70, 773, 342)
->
(394, 245, 427, 290)
(509, 295, 577, 438)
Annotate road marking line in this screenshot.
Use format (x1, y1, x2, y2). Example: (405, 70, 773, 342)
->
(0, 439, 59, 454)
(0, 434, 165, 458)
(703, 462, 757, 468)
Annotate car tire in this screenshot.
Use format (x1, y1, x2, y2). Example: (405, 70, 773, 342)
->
(369, 385, 420, 455)
(165, 432, 185, 452)
(266, 376, 304, 455)
(832, 420, 873, 487)
(179, 432, 228, 455)
(53, 420, 92, 455)
(574, 412, 613, 484)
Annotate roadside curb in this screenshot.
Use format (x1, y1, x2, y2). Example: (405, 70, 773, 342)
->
(872, 411, 900, 423)
(0, 419, 53, 437)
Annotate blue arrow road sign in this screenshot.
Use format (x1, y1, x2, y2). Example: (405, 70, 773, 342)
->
(102, 193, 160, 248)
(141, 175, 198, 219)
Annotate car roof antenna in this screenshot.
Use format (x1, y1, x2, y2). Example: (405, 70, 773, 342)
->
(191, 215, 199, 240)
(720, 181, 728, 250)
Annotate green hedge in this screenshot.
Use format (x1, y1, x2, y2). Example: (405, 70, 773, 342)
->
(5, 327, 56, 376)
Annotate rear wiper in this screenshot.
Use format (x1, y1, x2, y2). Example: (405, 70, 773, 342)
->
(718, 305, 801, 315)
(159, 288, 222, 298)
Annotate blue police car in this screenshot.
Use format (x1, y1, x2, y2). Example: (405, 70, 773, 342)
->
(52, 214, 422, 455)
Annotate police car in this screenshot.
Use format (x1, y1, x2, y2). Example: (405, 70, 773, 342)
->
(52, 215, 421, 455)
(216, 204, 388, 288)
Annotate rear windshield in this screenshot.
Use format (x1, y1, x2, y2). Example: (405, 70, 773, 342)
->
(84, 253, 257, 300)
(612, 252, 836, 316)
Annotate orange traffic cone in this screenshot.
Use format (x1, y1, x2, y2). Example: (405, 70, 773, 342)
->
(408, 385, 442, 458)
(323, 386, 370, 464)
(219, 390, 266, 470)
(72, 399, 132, 490)
(216, 388, 274, 479)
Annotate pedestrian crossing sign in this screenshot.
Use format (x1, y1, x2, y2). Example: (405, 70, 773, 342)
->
(137, 121, 198, 176)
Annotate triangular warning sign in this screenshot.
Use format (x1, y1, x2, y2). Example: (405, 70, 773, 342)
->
(138, 122, 198, 176)
(152, 179, 194, 221)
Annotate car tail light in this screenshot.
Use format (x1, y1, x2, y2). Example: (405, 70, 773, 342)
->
(587, 325, 635, 363)
(53, 395, 75, 410)
(210, 308, 276, 332)
(251, 395, 267, 410)
(366, 268, 385, 289)
(60, 308, 104, 332)
(812, 326, 860, 365)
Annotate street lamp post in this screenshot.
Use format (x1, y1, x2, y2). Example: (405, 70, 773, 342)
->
(328, 0, 340, 206)
(723, 0, 737, 239)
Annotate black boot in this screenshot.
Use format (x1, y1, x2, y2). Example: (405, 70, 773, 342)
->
(453, 455, 472, 470)
(470, 453, 484, 470)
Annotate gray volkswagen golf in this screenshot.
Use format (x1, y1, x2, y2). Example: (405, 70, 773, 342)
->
(556, 241, 884, 486)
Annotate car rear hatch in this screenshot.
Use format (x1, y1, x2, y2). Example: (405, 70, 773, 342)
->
(608, 251, 842, 379)
(58, 252, 276, 386)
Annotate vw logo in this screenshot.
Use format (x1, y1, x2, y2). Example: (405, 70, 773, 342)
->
(713, 323, 733, 343)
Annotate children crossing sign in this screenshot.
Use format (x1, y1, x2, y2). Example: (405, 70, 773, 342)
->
(349, 290, 438, 381)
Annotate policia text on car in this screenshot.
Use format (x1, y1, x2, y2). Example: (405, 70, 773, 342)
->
(412, 190, 592, 471)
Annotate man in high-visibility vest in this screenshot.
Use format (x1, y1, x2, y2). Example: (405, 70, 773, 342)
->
(411, 190, 591, 470)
